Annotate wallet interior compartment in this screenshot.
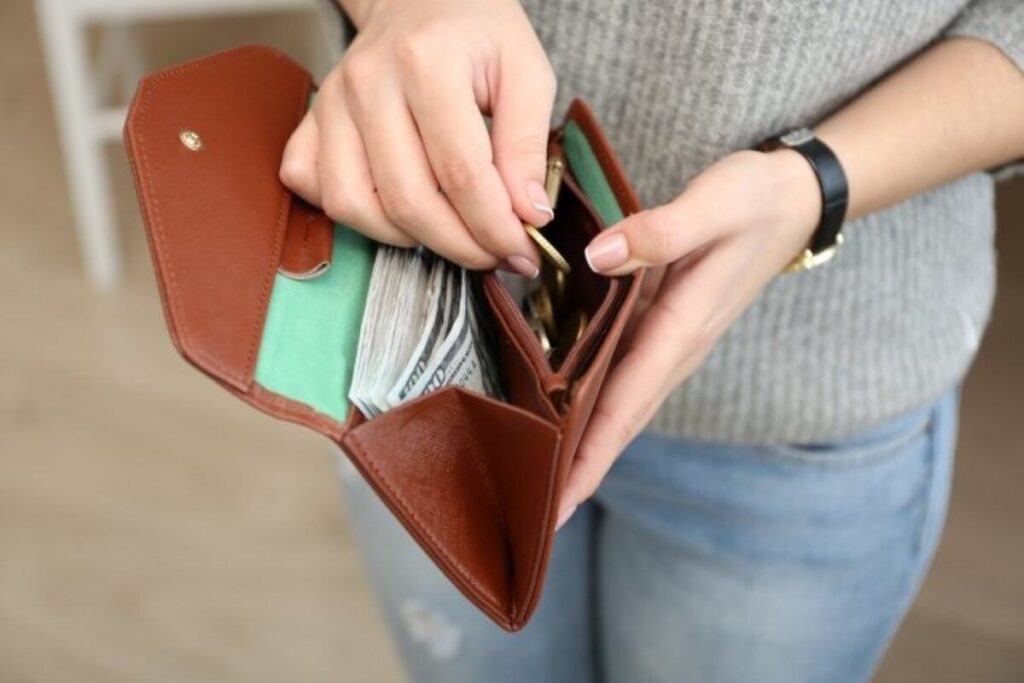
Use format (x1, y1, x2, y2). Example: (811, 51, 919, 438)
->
(481, 168, 625, 404)
(340, 386, 562, 628)
(539, 172, 629, 380)
(251, 224, 375, 425)
(544, 171, 615, 316)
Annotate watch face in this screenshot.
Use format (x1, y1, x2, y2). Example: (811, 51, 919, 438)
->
(780, 127, 815, 147)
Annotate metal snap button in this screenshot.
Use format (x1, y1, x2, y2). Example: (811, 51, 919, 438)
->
(179, 130, 203, 151)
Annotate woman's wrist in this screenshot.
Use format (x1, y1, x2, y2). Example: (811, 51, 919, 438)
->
(765, 148, 823, 254)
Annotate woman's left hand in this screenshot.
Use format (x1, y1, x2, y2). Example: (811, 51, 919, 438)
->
(557, 148, 823, 529)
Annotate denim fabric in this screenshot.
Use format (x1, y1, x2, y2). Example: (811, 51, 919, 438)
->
(335, 388, 958, 683)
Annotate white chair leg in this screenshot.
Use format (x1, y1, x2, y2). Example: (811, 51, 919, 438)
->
(35, 0, 122, 288)
(312, 0, 343, 81)
(95, 20, 142, 105)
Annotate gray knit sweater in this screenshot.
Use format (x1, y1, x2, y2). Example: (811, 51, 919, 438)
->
(332, 0, 1024, 444)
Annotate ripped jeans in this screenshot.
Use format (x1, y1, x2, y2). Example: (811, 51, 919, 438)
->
(335, 388, 958, 683)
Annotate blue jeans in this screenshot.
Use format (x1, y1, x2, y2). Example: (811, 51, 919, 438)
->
(336, 388, 958, 683)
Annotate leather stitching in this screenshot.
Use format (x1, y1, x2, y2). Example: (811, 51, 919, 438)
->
(246, 384, 346, 441)
(128, 46, 307, 387)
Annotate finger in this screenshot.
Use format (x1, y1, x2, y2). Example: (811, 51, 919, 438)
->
(557, 345, 674, 531)
(315, 88, 416, 247)
(557, 247, 736, 528)
(279, 110, 322, 205)
(490, 53, 557, 227)
(583, 196, 721, 275)
(405, 68, 540, 274)
(618, 264, 667, 353)
(652, 242, 750, 347)
(344, 75, 498, 269)
(639, 264, 666, 307)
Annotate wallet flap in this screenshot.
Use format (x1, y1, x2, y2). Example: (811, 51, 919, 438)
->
(124, 46, 313, 390)
(341, 387, 561, 630)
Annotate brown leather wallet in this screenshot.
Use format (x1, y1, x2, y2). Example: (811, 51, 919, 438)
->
(123, 45, 643, 631)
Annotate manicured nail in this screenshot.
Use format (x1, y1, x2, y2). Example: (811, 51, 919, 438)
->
(507, 254, 540, 279)
(555, 504, 578, 531)
(526, 180, 555, 222)
(584, 233, 629, 273)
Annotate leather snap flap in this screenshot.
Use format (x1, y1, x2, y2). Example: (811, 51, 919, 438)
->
(124, 45, 314, 391)
(278, 197, 335, 280)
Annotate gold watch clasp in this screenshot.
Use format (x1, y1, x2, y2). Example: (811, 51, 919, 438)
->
(782, 233, 844, 274)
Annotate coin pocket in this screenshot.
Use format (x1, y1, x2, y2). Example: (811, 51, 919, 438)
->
(481, 164, 626, 403)
(542, 171, 630, 379)
(543, 171, 614, 316)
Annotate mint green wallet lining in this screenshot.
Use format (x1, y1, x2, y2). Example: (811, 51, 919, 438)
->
(254, 226, 374, 422)
(253, 118, 622, 423)
(562, 120, 625, 226)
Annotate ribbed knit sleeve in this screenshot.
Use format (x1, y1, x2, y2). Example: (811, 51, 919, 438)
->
(945, 0, 1024, 69)
(945, 0, 1024, 179)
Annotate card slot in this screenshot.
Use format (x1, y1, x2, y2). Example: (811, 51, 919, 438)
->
(340, 386, 562, 631)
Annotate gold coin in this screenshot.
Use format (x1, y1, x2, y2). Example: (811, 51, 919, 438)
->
(571, 309, 589, 342)
(557, 308, 589, 353)
(524, 289, 556, 358)
(545, 157, 565, 206)
(527, 286, 558, 339)
(542, 264, 567, 308)
(525, 225, 571, 274)
(525, 314, 552, 357)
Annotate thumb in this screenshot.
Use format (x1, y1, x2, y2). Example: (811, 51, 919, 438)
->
(584, 202, 709, 276)
(490, 57, 558, 228)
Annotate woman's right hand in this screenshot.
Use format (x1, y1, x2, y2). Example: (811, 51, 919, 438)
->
(279, 0, 556, 277)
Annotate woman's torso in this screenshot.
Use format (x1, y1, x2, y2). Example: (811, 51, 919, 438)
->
(520, 0, 996, 443)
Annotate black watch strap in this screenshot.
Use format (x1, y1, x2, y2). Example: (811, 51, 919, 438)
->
(763, 128, 849, 270)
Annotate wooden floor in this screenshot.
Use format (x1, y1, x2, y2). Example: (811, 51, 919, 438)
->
(1, 1, 1022, 680)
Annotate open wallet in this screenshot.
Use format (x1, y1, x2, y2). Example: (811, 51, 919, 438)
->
(123, 45, 644, 631)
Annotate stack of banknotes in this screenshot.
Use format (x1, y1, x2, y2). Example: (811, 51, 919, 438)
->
(348, 246, 502, 417)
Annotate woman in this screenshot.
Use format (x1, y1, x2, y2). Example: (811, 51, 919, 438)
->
(280, 1, 1024, 681)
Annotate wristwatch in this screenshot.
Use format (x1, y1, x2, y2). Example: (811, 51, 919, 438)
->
(762, 128, 849, 274)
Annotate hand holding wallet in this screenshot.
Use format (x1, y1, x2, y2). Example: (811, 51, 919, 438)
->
(124, 45, 644, 631)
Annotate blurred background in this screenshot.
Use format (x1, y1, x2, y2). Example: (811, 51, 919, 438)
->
(0, 0, 1021, 681)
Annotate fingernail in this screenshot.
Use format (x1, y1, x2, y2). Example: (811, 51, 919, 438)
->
(526, 180, 554, 222)
(507, 254, 540, 279)
(555, 504, 578, 531)
(584, 233, 629, 273)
